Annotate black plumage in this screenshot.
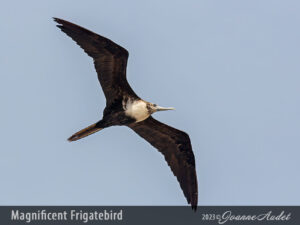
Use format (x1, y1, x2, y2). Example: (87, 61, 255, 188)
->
(54, 18, 198, 210)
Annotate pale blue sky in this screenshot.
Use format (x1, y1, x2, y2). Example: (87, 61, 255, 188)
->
(0, 0, 300, 206)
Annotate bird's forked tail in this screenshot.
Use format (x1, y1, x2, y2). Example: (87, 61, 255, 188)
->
(68, 123, 103, 142)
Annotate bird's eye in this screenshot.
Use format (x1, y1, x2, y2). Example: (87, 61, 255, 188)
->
(153, 104, 157, 107)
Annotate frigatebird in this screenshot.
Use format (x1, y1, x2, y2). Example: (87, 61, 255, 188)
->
(54, 18, 198, 210)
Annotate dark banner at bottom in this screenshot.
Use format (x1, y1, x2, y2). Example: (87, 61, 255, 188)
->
(0, 206, 299, 225)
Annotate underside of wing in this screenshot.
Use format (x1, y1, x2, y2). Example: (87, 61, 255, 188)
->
(128, 116, 198, 210)
(54, 18, 139, 104)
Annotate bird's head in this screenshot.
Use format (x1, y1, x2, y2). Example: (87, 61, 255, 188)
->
(147, 102, 175, 114)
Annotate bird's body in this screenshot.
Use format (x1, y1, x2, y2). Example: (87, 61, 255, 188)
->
(124, 99, 149, 122)
(54, 18, 198, 210)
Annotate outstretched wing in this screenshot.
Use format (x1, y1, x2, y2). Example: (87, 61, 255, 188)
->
(54, 18, 139, 104)
(128, 116, 198, 210)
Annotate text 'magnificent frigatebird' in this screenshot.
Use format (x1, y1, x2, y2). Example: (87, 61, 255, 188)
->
(54, 18, 198, 210)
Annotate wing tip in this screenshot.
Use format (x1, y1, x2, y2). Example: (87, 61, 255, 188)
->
(53, 17, 65, 30)
(191, 205, 197, 212)
(53, 17, 72, 29)
(53, 17, 63, 24)
(190, 191, 198, 212)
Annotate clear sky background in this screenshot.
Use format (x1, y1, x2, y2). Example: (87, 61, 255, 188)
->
(0, 0, 300, 206)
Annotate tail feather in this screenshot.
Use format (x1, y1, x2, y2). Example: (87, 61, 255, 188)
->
(68, 123, 102, 142)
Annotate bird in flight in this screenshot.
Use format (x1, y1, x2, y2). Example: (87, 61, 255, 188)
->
(54, 18, 198, 210)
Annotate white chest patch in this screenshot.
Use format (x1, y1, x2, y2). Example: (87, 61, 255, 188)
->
(124, 99, 150, 122)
